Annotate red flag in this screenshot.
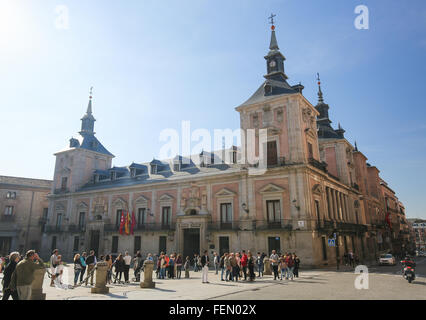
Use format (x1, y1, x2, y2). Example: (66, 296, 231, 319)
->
(131, 211, 136, 235)
(385, 212, 392, 230)
(119, 211, 125, 235)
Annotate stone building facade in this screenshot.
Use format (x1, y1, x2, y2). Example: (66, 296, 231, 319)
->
(40, 23, 407, 267)
(0, 176, 52, 256)
(408, 219, 426, 251)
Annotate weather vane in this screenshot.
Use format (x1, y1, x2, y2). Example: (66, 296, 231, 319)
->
(317, 73, 321, 85)
(268, 13, 276, 26)
(89, 86, 93, 99)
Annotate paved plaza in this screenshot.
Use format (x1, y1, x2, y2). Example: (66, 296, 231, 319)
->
(2, 258, 425, 300)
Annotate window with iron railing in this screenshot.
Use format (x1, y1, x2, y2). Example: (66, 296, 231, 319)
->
(220, 203, 232, 228)
(266, 200, 281, 225)
(4, 205, 13, 216)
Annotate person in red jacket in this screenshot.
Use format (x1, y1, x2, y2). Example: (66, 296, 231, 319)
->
(240, 250, 248, 281)
(285, 252, 295, 280)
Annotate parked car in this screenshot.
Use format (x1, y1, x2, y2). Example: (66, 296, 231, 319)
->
(379, 253, 396, 266)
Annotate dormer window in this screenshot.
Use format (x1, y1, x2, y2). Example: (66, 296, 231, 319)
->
(151, 164, 157, 174)
(173, 161, 181, 172)
(264, 84, 272, 95)
(130, 168, 136, 178)
(110, 171, 116, 181)
(6, 192, 16, 199)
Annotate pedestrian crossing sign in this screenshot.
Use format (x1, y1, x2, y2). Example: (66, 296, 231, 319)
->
(328, 239, 336, 247)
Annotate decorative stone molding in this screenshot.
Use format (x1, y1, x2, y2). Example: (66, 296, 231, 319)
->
(312, 184, 323, 195)
(259, 183, 285, 194)
(215, 188, 237, 197)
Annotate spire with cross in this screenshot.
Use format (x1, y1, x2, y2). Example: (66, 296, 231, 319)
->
(317, 73, 324, 104)
(81, 87, 96, 134)
(268, 13, 276, 28)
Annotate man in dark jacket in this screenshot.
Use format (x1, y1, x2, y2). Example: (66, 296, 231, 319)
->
(85, 250, 97, 286)
(2, 252, 20, 300)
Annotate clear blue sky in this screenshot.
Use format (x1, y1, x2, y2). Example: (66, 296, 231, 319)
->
(0, 0, 425, 219)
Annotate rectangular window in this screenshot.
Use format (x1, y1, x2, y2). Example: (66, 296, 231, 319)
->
(266, 200, 281, 223)
(159, 236, 167, 254)
(56, 213, 62, 227)
(61, 177, 68, 190)
(267, 141, 278, 166)
(116, 209, 123, 227)
(6, 192, 16, 199)
(138, 208, 146, 226)
(308, 142, 313, 159)
(112, 236, 118, 253)
(51, 236, 57, 252)
(315, 200, 321, 220)
(4, 206, 13, 216)
(78, 212, 86, 228)
(134, 236, 141, 254)
(162, 207, 171, 226)
(220, 203, 232, 223)
(73, 236, 79, 252)
(42, 208, 48, 219)
(321, 237, 327, 260)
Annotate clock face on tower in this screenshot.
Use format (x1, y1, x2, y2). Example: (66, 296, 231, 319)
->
(269, 60, 276, 67)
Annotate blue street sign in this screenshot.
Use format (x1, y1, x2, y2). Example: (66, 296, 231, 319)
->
(328, 239, 336, 247)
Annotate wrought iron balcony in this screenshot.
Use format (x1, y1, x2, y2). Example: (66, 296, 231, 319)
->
(53, 188, 70, 195)
(68, 224, 86, 233)
(253, 219, 293, 231)
(1, 215, 16, 222)
(44, 225, 65, 233)
(104, 223, 175, 233)
(207, 221, 241, 231)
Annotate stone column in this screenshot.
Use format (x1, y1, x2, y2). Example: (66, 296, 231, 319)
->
(31, 268, 46, 300)
(140, 259, 155, 288)
(91, 261, 109, 294)
(263, 258, 272, 275)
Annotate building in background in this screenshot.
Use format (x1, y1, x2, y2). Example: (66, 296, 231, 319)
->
(0, 176, 52, 256)
(40, 21, 408, 266)
(408, 219, 426, 252)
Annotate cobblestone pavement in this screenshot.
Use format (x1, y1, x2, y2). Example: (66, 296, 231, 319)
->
(1, 258, 425, 300)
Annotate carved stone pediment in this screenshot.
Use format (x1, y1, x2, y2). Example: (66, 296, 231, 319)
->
(60, 167, 71, 174)
(312, 184, 323, 195)
(215, 188, 237, 197)
(77, 201, 88, 210)
(113, 198, 127, 208)
(135, 195, 149, 205)
(55, 203, 65, 211)
(259, 183, 285, 194)
(159, 194, 174, 202)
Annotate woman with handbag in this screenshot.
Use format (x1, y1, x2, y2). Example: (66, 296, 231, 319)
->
(73, 254, 83, 286)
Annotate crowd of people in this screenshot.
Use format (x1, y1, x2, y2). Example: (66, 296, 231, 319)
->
(0, 247, 302, 300)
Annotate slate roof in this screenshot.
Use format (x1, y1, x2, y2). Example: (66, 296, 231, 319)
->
(77, 148, 242, 192)
(238, 79, 298, 108)
(77, 133, 114, 157)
